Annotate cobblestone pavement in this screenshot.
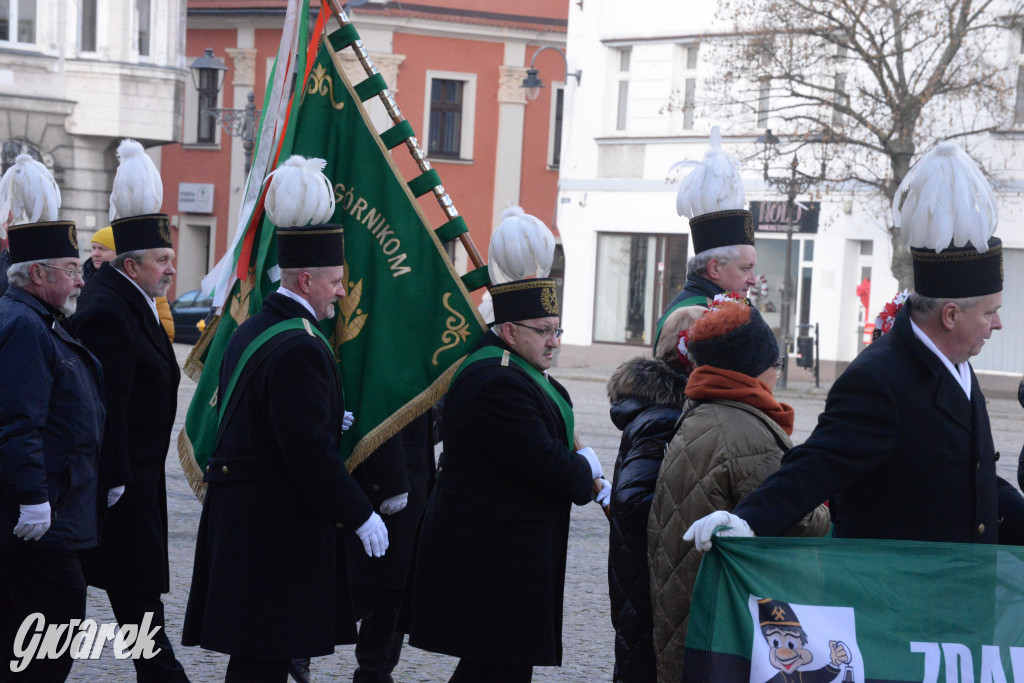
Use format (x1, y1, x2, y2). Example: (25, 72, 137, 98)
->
(67, 347, 1024, 682)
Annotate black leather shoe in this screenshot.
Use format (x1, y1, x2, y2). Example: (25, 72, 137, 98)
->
(289, 658, 315, 683)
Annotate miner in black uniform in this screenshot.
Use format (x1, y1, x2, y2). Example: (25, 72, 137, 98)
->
(71, 174, 189, 680)
(655, 128, 759, 348)
(183, 222, 389, 683)
(686, 143, 1024, 550)
(342, 410, 437, 683)
(408, 278, 609, 683)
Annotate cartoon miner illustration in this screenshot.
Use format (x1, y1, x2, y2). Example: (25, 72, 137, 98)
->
(758, 598, 851, 683)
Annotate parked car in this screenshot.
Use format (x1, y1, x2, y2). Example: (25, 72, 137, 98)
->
(170, 290, 216, 345)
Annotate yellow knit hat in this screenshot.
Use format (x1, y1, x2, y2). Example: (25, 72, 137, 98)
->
(91, 226, 115, 251)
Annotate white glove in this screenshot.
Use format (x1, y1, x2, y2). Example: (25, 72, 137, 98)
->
(683, 510, 754, 552)
(13, 502, 52, 541)
(355, 511, 389, 558)
(578, 447, 603, 480)
(107, 486, 125, 507)
(594, 478, 611, 508)
(379, 492, 408, 516)
(342, 411, 355, 432)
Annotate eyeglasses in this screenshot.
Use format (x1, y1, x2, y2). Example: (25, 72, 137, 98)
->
(772, 359, 785, 371)
(511, 322, 564, 340)
(38, 263, 84, 279)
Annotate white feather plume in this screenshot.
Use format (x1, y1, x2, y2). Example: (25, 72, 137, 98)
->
(109, 139, 164, 221)
(670, 126, 746, 219)
(487, 206, 555, 284)
(892, 143, 997, 252)
(0, 154, 61, 234)
(264, 156, 336, 228)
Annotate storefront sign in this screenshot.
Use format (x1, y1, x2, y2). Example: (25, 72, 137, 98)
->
(178, 183, 214, 214)
(749, 200, 820, 234)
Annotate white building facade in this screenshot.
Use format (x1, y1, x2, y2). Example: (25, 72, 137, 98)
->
(0, 0, 186, 243)
(556, 0, 1024, 387)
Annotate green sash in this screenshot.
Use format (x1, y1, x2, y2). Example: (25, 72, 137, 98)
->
(653, 294, 709, 349)
(451, 345, 575, 448)
(219, 318, 333, 424)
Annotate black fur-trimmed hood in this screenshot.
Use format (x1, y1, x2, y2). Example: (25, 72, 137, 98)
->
(607, 356, 689, 408)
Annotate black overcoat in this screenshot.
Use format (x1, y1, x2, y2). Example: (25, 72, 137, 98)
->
(182, 293, 373, 659)
(0, 287, 105, 552)
(70, 264, 180, 593)
(346, 410, 436, 590)
(734, 303, 1009, 543)
(407, 332, 594, 666)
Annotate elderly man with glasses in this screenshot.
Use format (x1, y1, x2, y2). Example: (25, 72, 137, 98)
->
(408, 278, 609, 683)
(0, 156, 106, 681)
(69, 141, 190, 682)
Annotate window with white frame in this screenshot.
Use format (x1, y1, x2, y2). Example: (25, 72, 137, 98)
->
(80, 0, 97, 52)
(1014, 29, 1024, 126)
(615, 47, 631, 131)
(672, 43, 699, 130)
(832, 44, 849, 127)
(757, 77, 771, 128)
(753, 37, 773, 129)
(548, 84, 565, 168)
(424, 71, 475, 161)
(137, 0, 150, 57)
(1, 0, 36, 45)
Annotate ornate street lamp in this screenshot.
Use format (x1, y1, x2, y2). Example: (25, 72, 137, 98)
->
(755, 129, 825, 390)
(520, 46, 581, 101)
(189, 48, 260, 174)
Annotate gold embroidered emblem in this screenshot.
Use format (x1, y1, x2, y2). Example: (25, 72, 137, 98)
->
(541, 285, 559, 315)
(744, 213, 755, 243)
(68, 225, 78, 250)
(431, 292, 471, 366)
(772, 606, 786, 622)
(229, 271, 256, 327)
(308, 64, 345, 111)
(158, 217, 172, 246)
(334, 260, 366, 349)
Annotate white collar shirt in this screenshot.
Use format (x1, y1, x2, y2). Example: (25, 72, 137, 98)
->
(115, 267, 160, 323)
(909, 317, 972, 400)
(276, 286, 318, 320)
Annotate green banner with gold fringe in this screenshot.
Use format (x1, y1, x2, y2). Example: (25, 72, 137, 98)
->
(178, 22, 485, 499)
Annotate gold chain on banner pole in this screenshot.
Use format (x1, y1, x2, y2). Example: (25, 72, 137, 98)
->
(323, 0, 486, 272)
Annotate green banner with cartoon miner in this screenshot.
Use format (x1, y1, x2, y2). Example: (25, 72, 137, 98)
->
(684, 537, 1024, 683)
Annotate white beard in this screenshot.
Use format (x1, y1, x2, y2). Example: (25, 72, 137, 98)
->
(59, 296, 78, 317)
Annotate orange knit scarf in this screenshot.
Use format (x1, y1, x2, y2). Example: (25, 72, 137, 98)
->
(684, 366, 795, 435)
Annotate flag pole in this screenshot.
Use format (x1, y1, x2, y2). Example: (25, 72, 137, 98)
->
(321, 3, 610, 522)
(323, 0, 486, 272)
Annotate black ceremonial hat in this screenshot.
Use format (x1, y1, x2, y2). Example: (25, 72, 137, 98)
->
(277, 224, 345, 268)
(111, 213, 173, 254)
(690, 209, 756, 255)
(911, 237, 1002, 298)
(8, 221, 80, 264)
(758, 598, 802, 629)
(491, 278, 559, 324)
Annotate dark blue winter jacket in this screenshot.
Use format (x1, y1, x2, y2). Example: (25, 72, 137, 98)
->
(0, 286, 106, 551)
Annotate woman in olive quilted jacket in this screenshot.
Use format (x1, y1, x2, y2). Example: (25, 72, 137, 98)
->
(606, 306, 704, 683)
(647, 300, 830, 683)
